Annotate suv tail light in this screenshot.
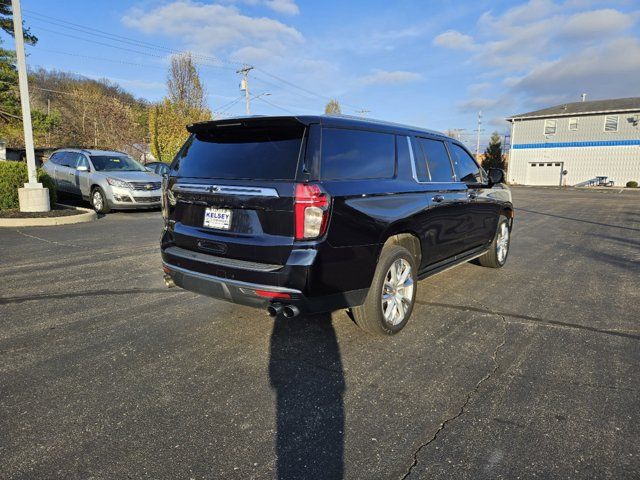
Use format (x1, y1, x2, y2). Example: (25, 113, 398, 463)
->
(294, 183, 330, 240)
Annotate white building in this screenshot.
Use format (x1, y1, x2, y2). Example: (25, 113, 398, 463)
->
(507, 97, 640, 186)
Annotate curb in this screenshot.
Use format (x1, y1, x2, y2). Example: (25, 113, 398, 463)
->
(0, 204, 97, 227)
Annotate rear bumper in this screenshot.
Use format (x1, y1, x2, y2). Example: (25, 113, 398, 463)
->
(161, 246, 369, 314)
(164, 262, 303, 309)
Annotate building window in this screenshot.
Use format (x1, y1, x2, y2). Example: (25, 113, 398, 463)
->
(544, 119, 557, 135)
(568, 118, 578, 131)
(604, 115, 619, 132)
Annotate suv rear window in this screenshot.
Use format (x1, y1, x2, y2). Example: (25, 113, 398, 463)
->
(173, 125, 305, 180)
(321, 128, 395, 180)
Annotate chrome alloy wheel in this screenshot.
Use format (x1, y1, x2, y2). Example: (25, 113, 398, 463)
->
(496, 221, 510, 263)
(92, 190, 103, 211)
(381, 258, 414, 326)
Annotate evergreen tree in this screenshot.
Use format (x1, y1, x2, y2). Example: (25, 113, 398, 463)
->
(482, 132, 505, 170)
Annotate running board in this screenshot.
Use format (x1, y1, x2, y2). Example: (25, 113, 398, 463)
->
(417, 248, 489, 281)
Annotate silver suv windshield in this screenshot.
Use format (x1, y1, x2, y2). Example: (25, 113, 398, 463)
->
(90, 155, 146, 172)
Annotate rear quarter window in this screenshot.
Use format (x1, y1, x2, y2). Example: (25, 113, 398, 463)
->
(173, 125, 305, 180)
(321, 128, 395, 180)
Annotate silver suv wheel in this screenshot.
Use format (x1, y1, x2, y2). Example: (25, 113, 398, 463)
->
(92, 190, 104, 211)
(496, 221, 509, 263)
(381, 258, 414, 326)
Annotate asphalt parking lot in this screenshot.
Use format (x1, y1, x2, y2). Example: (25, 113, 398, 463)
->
(1, 186, 639, 479)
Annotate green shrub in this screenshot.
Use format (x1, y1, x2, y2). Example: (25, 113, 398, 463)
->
(0, 161, 57, 210)
(626, 181, 638, 188)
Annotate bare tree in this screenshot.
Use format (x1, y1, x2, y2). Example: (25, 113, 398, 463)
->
(167, 52, 206, 114)
(324, 99, 341, 115)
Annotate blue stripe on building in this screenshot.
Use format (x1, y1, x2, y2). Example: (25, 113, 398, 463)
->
(513, 140, 640, 149)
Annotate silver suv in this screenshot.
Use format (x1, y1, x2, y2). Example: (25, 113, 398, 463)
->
(43, 149, 163, 213)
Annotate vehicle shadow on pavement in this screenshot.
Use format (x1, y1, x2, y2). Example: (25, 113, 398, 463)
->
(269, 313, 345, 480)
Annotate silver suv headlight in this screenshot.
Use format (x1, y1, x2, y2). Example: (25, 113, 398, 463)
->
(106, 178, 131, 189)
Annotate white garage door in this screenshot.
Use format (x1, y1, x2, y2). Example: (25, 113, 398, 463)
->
(526, 162, 563, 186)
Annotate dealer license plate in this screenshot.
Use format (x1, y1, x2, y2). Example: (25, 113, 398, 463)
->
(203, 207, 232, 230)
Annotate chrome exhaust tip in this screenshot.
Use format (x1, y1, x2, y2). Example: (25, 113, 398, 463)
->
(267, 304, 283, 317)
(282, 305, 300, 318)
(163, 274, 176, 288)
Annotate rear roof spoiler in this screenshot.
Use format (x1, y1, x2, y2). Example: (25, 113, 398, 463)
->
(187, 116, 307, 134)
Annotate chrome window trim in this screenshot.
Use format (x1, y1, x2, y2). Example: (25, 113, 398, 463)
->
(172, 183, 279, 197)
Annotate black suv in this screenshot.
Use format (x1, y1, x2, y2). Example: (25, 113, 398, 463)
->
(161, 115, 513, 335)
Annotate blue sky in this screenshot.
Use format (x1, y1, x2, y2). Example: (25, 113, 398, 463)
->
(5, 0, 640, 149)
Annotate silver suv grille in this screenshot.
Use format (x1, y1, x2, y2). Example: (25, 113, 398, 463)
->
(134, 196, 161, 203)
(130, 181, 161, 191)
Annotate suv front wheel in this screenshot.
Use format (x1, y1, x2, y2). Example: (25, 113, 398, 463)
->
(351, 244, 417, 335)
(478, 214, 510, 268)
(91, 187, 111, 214)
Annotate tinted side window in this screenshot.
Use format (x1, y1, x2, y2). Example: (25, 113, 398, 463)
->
(450, 143, 483, 184)
(321, 128, 395, 180)
(59, 152, 76, 168)
(66, 152, 84, 168)
(77, 155, 89, 169)
(418, 138, 454, 182)
(48, 153, 62, 165)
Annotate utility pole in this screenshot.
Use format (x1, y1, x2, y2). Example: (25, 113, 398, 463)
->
(46, 98, 50, 147)
(475, 111, 483, 157)
(12, 0, 50, 212)
(237, 66, 254, 116)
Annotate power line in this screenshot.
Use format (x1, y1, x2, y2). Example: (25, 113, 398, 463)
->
(34, 48, 165, 69)
(254, 96, 296, 115)
(24, 9, 239, 67)
(24, 9, 368, 113)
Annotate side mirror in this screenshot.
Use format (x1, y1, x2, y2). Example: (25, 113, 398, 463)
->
(488, 168, 505, 185)
(76, 165, 89, 172)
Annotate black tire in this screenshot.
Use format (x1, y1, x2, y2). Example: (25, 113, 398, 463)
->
(91, 187, 111, 214)
(478, 215, 510, 268)
(351, 244, 418, 335)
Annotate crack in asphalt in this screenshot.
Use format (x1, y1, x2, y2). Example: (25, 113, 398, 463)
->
(400, 304, 508, 479)
(14, 229, 90, 249)
(416, 300, 640, 341)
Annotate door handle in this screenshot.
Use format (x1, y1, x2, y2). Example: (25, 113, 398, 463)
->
(432, 194, 445, 203)
(468, 191, 478, 200)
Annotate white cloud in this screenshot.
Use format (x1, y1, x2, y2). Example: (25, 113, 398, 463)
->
(264, 0, 299, 15)
(122, 0, 303, 61)
(560, 9, 633, 40)
(432, 1, 640, 112)
(225, 0, 299, 15)
(361, 69, 422, 85)
(512, 37, 640, 99)
(433, 30, 476, 50)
